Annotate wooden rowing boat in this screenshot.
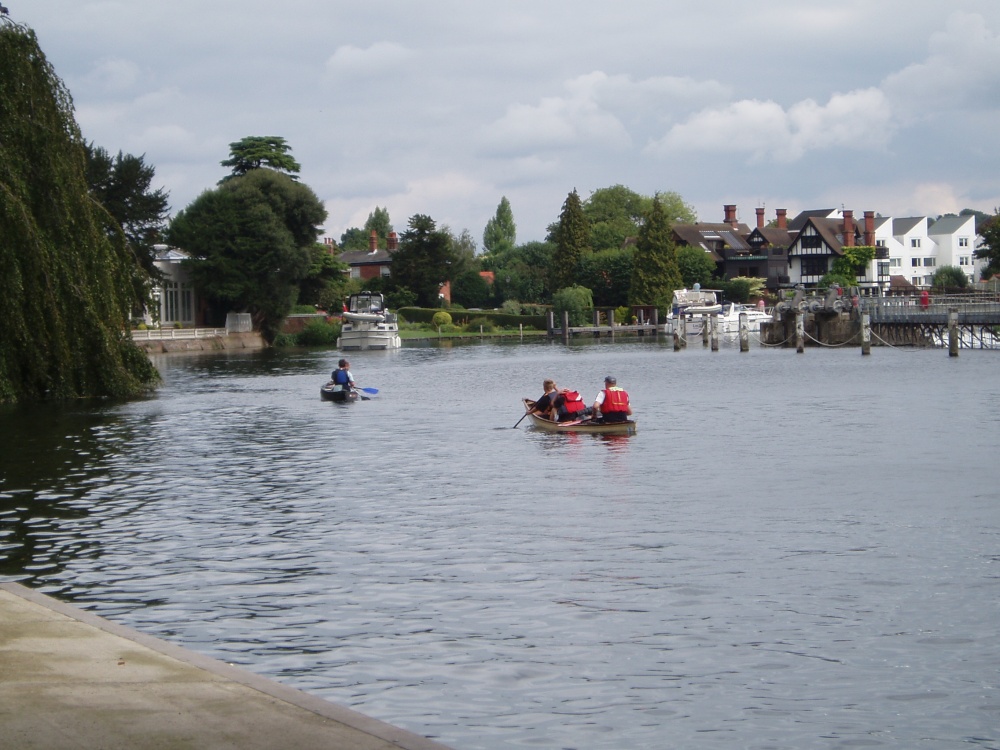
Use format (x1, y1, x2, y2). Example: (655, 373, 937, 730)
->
(522, 399, 637, 435)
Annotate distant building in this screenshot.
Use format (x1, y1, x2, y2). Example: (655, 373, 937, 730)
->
(334, 231, 398, 281)
(146, 245, 200, 327)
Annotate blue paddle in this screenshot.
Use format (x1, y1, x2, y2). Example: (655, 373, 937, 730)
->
(359, 387, 378, 395)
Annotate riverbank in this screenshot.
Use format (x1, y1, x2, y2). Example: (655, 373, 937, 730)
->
(0, 582, 452, 750)
(133, 331, 266, 354)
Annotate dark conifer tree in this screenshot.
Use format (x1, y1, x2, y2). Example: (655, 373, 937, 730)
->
(551, 189, 590, 292)
(629, 196, 683, 307)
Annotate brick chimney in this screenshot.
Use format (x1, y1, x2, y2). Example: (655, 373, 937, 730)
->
(723, 204, 738, 228)
(755, 207, 765, 229)
(842, 210, 855, 248)
(369, 230, 378, 252)
(387, 231, 398, 252)
(776, 209, 787, 230)
(863, 210, 875, 247)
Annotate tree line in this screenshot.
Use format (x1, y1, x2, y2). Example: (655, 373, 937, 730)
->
(4, 15, 1000, 403)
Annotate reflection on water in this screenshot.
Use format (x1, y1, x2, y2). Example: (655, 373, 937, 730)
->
(2, 341, 999, 750)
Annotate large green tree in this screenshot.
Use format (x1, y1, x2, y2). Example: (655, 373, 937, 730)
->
(551, 189, 590, 291)
(482, 240, 554, 304)
(0, 20, 158, 402)
(220, 136, 301, 182)
(167, 169, 327, 341)
(578, 247, 634, 307)
(976, 210, 1000, 279)
(389, 214, 456, 307)
(676, 246, 717, 288)
(483, 196, 517, 254)
(629, 197, 682, 307)
(84, 143, 170, 307)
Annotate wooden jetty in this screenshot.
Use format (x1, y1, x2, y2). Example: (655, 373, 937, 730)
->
(547, 309, 660, 342)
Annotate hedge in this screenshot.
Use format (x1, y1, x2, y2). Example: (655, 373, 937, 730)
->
(398, 307, 547, 329)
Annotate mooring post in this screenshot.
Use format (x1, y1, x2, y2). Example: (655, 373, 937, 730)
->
(547, 310, 555, 336)
(861, 313, 871, 355)
(796, 311, 805, 353)
(702, 316, 710, 347)
(739, 312, 749, 352)
(948, 307, 959, 357)
(710, 313, 719, 351)
(562, 310, 570, 345)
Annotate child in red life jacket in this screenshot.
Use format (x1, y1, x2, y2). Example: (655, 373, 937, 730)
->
(553, 388, 589, 422)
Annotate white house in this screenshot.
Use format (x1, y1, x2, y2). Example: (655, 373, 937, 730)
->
(145, 245, 198, 328)
(874, 214, 981, 288)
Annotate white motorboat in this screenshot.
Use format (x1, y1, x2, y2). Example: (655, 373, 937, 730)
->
(337, 292, 401, 350)
(717, 302, 773, 333)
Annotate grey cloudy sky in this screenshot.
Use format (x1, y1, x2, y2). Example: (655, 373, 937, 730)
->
(16, 1, 1000, 244)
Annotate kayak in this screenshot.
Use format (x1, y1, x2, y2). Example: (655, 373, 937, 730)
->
(522, 399, 637, 435)
(320, 382, 359, 402)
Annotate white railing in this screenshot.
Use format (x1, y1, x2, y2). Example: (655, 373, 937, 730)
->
(131, 327, 229, 341)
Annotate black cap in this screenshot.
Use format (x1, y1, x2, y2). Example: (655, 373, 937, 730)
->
(604, 375, 616, 384)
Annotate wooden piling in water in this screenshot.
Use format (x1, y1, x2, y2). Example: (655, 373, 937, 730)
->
(949, 308, 959, 357)
(796, 312, 805, 353)
(861, 313, 871, 355)
(739, 312, 749, 352)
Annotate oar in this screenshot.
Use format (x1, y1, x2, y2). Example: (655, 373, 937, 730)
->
(359, 387, 378, 395)
(514, 400, 535, 428)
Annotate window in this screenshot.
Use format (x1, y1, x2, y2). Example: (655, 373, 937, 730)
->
(911, 258, 921, 267)
(912, 277, 921, 286)
(911, 238, 921, 248)
(876, 239, 886, 247)
(923, 257, 936, 267)
(801, 257, 827, 276)
(350, 267, 361, 279)
(380, 265, 391, 277)
(959, 237, 969, 247)
(800, 234, 822, 249)
(889, 258, 901, 267)
(959, 256, 970, 266)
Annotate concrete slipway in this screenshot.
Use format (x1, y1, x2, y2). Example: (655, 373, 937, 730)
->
(0, 582, 454, 750)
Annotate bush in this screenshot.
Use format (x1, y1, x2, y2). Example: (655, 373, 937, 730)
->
(500, 299, 522, 315)
(431, 311, 452, 327)
(552, 285, 593, 326)
(465, 316, 496, 333)
(614, 305, 630, 325)
(297, 319, 340, 346)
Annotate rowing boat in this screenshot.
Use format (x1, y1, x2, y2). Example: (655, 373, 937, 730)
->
(522, 399, 637, 435)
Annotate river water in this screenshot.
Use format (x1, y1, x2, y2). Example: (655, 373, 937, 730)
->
(1, 337, 998, 750)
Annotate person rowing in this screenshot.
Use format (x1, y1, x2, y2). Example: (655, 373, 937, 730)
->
(527, 379, 559, 420)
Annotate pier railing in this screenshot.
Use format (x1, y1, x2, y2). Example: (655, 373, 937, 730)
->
(860, 293, 1000, 325)
(131, 327, 229, 341)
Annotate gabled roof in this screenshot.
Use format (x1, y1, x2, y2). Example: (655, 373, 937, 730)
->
(339, 248, 393, 266)
(892, 217, 926, 236)
(787, 209, 838, 232)
(672, 222, 751, 261)
(928, 215, 975, 236)
(751, 226, 794, 247)
(792, 217, 863, 256)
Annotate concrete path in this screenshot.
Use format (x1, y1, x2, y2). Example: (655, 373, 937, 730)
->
(0, 582, 454, 750)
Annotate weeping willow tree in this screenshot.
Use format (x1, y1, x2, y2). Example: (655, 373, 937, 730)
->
(0, 19, 158, 402)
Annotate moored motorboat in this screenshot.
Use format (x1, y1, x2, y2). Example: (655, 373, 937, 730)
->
(522, 399, 637, 435)
(717, 302, 773, 333)
(337, 291, 401, 350)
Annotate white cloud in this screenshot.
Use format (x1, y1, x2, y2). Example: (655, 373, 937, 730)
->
(82, 58, 141, 93)
(883, 11, 1000, 119)
(479, 70, 726, 157)
(324, 42, 412, 78)
(647, 87, 892, 162)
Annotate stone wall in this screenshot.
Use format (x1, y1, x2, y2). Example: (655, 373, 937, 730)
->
(134, 332, 266, 354)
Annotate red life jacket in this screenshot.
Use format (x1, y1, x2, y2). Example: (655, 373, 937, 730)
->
(601, 387, 629, 414)
(557, 390, 586, 419)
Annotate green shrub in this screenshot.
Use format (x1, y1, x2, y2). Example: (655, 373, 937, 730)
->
(552, 285, 593, 326)
(500, 300, 522, 315)
(614, 306, 630, 324)
(297, 319, 340, 346)
(465, 316, 496, 333)
(432, 311, 452, 327)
